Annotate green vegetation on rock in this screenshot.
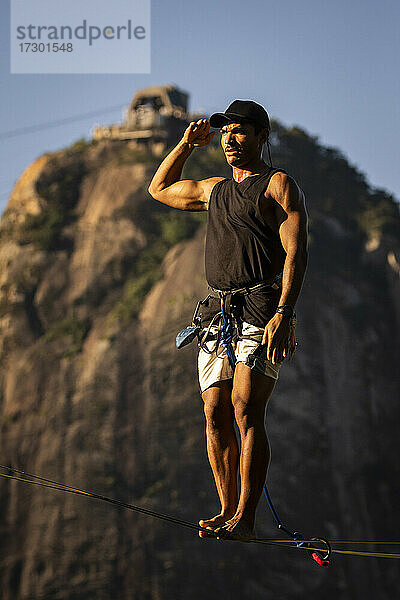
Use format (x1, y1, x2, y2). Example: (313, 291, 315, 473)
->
(111, 271, 161, 325)
(18, 149, 87, 251)
(19, 204, 70, 251)
(44, 316, 91, 357)
(357, 191, 399, 240)
(64, 137, 94, 154)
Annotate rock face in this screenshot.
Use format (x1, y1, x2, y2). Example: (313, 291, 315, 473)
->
(0, 132, 399, 600)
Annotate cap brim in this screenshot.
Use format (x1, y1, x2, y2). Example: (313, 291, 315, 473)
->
(209, 111, 260, 129)
(209, 112, 232, 128)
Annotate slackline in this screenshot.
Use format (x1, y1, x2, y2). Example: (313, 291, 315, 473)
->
(0, 465, 399, 560)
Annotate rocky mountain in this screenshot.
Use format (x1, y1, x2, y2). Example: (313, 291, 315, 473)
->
(0, 125, 399, 600)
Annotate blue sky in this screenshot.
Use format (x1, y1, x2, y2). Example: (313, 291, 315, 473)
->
(1, 0, 399, 213)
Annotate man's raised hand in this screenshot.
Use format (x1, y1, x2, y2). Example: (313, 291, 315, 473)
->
(183, 119, 215, 147)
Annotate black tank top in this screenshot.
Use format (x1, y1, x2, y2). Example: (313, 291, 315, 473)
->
(204, 167, 286, 327)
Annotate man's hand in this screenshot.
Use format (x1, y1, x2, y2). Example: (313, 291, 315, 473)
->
(262, 313, 291, 364)
(183, 119, 215, 147)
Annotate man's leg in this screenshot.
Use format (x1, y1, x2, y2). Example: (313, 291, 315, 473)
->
(220, 362, 276, 536)
(199, 379, 239, 536)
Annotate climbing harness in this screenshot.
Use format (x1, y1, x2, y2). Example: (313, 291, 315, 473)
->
(1, 464, 399, 561)
(176, 274, 296, 364)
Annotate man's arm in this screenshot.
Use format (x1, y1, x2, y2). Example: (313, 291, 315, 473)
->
(148, 119, 222, 211)
(262, 172, 308, 363)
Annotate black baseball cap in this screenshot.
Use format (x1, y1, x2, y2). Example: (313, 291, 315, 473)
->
(209, 100, 270, 130)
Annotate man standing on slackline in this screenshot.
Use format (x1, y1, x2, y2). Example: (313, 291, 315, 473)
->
(148, 100, 308, 539)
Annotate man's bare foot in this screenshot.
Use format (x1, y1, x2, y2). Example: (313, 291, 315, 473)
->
(215, 514, 256, 542)
(198, 512, 234, 539)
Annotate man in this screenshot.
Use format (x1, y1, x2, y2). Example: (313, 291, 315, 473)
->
(148, 100, 308, 540)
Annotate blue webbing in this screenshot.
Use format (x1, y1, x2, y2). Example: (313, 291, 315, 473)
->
(219, 300, 237, 369)
(263, 485, 304, 544)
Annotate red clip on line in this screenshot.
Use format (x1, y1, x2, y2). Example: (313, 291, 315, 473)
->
(309, 538, 331, 567)
(311, 552, 329, 567)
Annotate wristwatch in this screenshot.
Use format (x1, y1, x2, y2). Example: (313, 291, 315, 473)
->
(275, 305, 294, 318)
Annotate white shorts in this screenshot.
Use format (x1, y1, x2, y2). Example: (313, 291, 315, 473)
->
(198, 321, 281, 394)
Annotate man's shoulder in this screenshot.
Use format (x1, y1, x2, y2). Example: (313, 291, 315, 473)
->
(266, 170, 304, 201)
(202, 175, 227, 187)
(268, 169, 293, 187)
(201, 176, 227, 202)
